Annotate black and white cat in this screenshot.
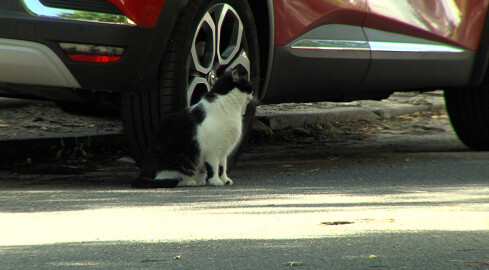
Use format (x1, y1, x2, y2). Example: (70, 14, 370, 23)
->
(132, 67, 253, 188)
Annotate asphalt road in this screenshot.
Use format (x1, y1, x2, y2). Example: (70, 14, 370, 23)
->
(1, 128, 489, 269)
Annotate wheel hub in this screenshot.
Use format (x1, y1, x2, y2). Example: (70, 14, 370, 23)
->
(207, 70, 217, 87)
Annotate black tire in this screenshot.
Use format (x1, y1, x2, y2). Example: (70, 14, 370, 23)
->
(445, 81, 489, 150)
(121, 0, 260, 163)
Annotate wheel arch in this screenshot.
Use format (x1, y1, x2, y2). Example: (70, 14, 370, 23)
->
(470, 9, 489, 87)
(247, 0, 274, 99)
(135, 0, 189, 93)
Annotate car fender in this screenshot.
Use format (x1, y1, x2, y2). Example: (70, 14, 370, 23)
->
(470, 9, 489, 86)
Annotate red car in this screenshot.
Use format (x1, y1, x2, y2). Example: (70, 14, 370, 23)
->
(1, 0, 488, 161)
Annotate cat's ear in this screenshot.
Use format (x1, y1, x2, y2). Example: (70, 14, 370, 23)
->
(231, 65, 248, 83)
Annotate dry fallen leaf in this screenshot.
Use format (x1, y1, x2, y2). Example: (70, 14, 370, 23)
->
(320, 221, 354, 226)
(357, 218, 395, 224)
(287, 261, 304, 266)
(467, 260, 489, 267)
(294, 127, 310, 135)
(141, 259, 167, 263)
(397, 115, 413, 120)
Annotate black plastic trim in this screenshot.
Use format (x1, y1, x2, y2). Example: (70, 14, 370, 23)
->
(262, 24, 370, 104)
(360, 28, 474, 92)
(262, 46, 369, 104)
(469, 10, 489, 87)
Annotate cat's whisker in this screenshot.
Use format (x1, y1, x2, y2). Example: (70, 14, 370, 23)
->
(249, 97, 262, 107)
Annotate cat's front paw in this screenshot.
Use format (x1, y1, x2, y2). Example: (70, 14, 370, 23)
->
(177, 179, 198, 187)
(222, 177, 233, 185)
(207, 177, 224, 186)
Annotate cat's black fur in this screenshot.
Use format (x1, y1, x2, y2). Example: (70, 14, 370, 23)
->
(132, 67, 253, 188)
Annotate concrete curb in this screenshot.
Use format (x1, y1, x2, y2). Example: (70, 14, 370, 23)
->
(256, 102, 443, 130)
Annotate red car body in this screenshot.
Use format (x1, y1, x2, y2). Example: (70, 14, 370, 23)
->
(274, 0, 487, 50)
(107, 0, 166, 27)
(107, 0, 488, 49)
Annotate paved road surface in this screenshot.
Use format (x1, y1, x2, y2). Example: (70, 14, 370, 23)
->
(1, 121, 488, 269)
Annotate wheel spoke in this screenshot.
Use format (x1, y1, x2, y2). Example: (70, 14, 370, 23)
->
(191, 12, 216, 74)
(217, 4, 243, 66)
(187, 77, 210, 106)
(228, 50, 251, 80)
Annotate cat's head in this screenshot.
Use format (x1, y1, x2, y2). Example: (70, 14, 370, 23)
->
(211, 66, 253, 97)
(230, 66, 253, 95)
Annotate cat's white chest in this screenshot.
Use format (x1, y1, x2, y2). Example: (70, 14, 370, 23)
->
(197, 110, 242, 156)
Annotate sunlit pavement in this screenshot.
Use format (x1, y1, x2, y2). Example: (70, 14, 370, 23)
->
(1, 150, 488, 269)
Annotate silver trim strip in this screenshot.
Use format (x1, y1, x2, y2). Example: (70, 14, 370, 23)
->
(291, 39, 465, 54)
(369, 41, 464, 53)
(291, 40, 369, 51)
(21, 0, 135, 25)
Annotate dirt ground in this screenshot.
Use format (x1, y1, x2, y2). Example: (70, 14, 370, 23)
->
(245, 105, 455, 161)
(0, 101, 123, 140)
(253, 107, 451, 144)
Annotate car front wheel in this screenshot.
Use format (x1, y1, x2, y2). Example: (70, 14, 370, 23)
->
(121, 0, 260, 162)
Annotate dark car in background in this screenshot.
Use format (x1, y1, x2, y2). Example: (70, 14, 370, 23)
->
(1, 0, 489, 161)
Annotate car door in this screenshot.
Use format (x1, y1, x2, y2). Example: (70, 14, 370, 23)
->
(263, 0, 370, 103)
(359, 0, 488, 91)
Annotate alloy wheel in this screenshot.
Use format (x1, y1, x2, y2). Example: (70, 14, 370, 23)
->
(187, 3, 251, 105)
